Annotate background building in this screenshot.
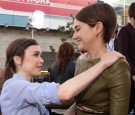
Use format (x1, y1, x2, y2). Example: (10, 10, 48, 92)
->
(103, 0, 135, 26)
(0, 0, 96, 69)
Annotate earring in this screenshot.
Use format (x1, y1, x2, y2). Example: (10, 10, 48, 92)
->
(96, 33, 99, 37)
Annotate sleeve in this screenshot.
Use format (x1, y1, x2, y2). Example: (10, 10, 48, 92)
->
(74, 56, 84, 76)
(74, 60, 80, 76)
(118, 27, 135, 75)
(14, 81, 61, 109)
(108, 59, 131, 115)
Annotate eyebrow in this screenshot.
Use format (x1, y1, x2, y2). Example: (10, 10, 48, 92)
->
(32, 51, 42, 54)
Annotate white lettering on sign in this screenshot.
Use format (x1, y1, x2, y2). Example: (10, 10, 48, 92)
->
(27, 0, 50, 4)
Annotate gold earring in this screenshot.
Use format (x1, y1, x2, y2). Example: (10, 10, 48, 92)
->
(96, 33, 99, 37)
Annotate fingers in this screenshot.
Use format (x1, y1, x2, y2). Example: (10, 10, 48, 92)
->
(111, 51, 125, 59)
(101, 51, 125, 63)
(100, 51, 125, 68)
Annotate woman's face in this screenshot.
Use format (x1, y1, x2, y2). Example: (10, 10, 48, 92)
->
(73, 19, 98, 52)
(17, 45, 44, 78)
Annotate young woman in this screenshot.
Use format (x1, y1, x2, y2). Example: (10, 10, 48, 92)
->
(49, 42, 75, 114)
(72, 3, 131, 115)
(0, 38, 124, 115)
(50, 42, 75, 84)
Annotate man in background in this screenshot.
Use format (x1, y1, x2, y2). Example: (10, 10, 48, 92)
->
(118, 2, 135, 114)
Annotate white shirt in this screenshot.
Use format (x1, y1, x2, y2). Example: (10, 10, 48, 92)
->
(106, 38, 115, 51)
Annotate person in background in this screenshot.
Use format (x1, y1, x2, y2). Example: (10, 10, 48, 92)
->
(0, 38, 123, 115)
(71, 3, 130, 115)
(50, 42, 75, 84)
(118, 2, 135, 114)
(106, 24, 119, 51)
(43, 68, 51, 82)
(48, 42, 75, 115)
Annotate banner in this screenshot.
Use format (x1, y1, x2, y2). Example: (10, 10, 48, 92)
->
(0, 0, 97, 17)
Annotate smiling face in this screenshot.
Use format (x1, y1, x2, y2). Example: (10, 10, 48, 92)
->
(15, 45, 44, 78)
(73, 19, 98, 52)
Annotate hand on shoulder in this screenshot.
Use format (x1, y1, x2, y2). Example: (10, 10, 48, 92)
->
(100, 51, 125, 68)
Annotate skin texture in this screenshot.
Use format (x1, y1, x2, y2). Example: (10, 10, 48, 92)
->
(73, 19, 107, 59)
(14, 45, 44, 81)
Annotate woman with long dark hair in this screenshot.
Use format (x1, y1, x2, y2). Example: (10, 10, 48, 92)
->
(50, 42, 75, 84)
(49, 42, 75, 114)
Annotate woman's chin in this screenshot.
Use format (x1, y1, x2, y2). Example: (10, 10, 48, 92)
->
(79, 46, 85, 52)
(33, 72, 41, 77)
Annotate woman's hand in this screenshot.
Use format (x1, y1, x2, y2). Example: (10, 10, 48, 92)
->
(100, 51, 125, 68)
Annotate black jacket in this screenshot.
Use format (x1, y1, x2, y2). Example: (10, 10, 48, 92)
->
(50, 60, 75, 84)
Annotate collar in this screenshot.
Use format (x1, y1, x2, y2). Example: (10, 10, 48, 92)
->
(13, 74, 29, 81)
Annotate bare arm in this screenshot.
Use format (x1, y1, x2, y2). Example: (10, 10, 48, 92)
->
(57, 51, 125, 101)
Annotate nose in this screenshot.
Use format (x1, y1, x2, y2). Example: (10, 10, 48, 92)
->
(40, 57, 44, 63)
(72, 32, 77, 40)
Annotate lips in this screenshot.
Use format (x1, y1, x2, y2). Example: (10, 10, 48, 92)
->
(77, 40, 81, 44)
(37, 66, 42, 70)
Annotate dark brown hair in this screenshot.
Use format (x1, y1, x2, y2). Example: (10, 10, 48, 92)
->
(75, 3, 117, 43)
(128, 2, 135, 19)
(1, 38, 38, 88)
(56, 42, 74, 74)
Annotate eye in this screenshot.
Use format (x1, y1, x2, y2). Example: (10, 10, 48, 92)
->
(76, 28, 80, 32)
(34, 53, 39, 57)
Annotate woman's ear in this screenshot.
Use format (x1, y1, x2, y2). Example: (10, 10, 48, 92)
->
(13, 56, 22, 65)
(94, 22, 104, 37)
(95, 22, 103, 34)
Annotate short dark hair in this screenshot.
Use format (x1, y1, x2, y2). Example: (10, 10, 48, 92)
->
(128, 2, 135, 19)
(75, 3, 117, 43)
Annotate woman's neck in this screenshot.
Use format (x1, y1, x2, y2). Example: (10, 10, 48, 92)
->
(87, 45, 107, 60)
(85, 36, 108, 60)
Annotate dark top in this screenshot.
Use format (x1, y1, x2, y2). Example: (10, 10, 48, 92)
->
(118, 23, 135, 76)
(43, 74, 50, 82)
(114, 36, 119, 52)
(46, 60, 75, 110)
(50, 60, 75, 84)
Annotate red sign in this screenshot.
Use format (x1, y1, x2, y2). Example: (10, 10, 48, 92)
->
(0, 0, 97, 17)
